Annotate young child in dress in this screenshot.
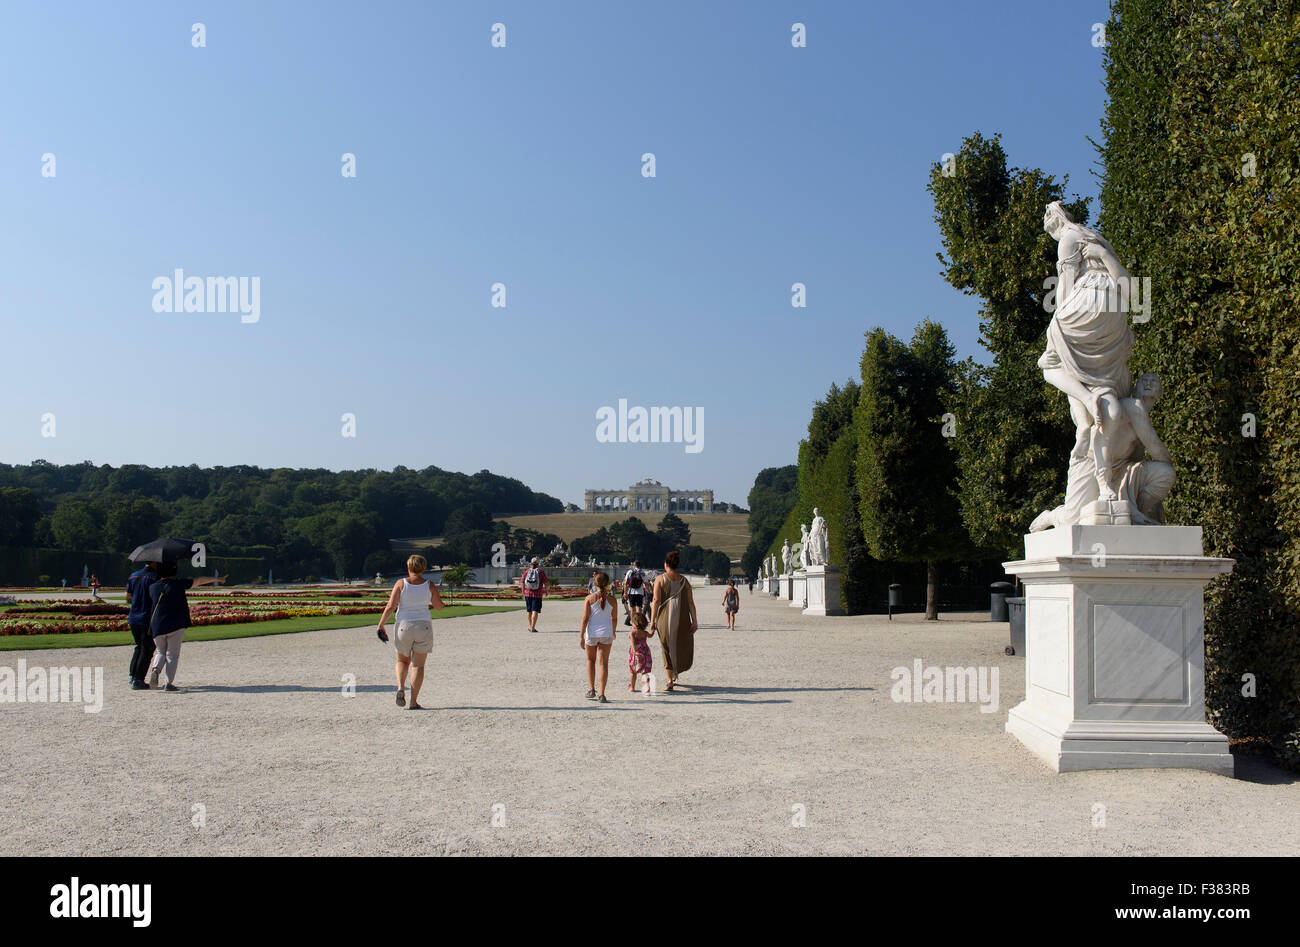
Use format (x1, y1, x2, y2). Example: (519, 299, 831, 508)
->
(628, 608, 655, 694)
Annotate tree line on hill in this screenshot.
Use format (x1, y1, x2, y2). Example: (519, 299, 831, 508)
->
(426, 509, 731, 580)
(0, 462, 561, 583)
(565, 512, 731, 579)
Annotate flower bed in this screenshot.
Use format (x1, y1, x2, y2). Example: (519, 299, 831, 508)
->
(0, 594, 387, 637)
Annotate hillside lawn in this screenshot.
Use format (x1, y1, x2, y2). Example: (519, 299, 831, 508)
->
(493, 511, 750, 559)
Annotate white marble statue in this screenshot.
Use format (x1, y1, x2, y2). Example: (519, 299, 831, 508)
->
(1034, 200, 1168, 527)
(808, 508, 829, 566)
(1032, 373, 1175, 530)
(798, 524, 810, 569)
(781, 539, 792, 574)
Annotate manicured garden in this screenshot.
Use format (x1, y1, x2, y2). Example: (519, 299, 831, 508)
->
(0, 588, 525, 650)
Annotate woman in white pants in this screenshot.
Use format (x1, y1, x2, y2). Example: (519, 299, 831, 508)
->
(376, 556, 445, 709)
(146, 561, 223, 691)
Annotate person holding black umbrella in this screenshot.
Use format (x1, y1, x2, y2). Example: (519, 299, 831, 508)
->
(145, 561, 224, 691)
(126, 538, 206, 691)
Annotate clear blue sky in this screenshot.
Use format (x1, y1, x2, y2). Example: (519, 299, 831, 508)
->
(0, 0, 1109, 508)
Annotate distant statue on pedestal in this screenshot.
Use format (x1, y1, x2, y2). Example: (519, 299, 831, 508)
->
(808, 508, 829, 565)
(781, 540, 792, 575)
(798, 524, 810, 569)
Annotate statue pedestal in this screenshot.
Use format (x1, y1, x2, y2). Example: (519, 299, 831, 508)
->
(1002, 525, 1234, 775)
(789, 571, 807, 608)
(780, 574, 793, 601)
(802, 565, 843, 616)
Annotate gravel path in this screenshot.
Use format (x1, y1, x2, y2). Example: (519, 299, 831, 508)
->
(1, 591, 1294, 856)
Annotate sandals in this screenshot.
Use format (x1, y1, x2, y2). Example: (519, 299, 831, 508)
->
(598, 695, 608, 703)
(408, 701, 423, 710)
(585, 689, 597, 700)
(396, 689, 406, 707)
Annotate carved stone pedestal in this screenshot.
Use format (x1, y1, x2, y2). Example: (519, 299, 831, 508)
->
(790, 571, 807, 608)
(802, 565, 844, 616)
(1003, 525, 1234, 775)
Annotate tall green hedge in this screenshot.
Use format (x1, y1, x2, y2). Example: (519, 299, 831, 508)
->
(1098, 0, 1300, 766)
(763, 383, 877, 613)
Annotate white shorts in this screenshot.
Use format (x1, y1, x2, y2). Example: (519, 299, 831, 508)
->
(395, 620, 434, 656)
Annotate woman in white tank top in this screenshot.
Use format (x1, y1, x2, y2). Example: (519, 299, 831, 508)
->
(376, 555, 445, 709)
(580, 572, 618, 702)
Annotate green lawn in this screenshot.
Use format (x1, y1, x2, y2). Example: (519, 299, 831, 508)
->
(0, 605, 520, 651)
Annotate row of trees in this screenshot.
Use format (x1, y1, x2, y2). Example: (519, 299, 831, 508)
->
(760, 130, 1079, 617)
(740, 466, 798, 582)
(568, 513, 732, 579)
(763, 322, 991, 618)
(0, 462, 562, 582)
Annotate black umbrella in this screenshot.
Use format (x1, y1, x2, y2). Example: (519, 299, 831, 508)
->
(127, 537, 202, 563)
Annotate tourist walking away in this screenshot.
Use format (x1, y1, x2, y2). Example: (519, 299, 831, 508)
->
(90, 573, 101, 601)
(722, 579, 740, 629)
(125, 561, 159, 689)
(623, 560, 646, 626)
(651, 550, 697, 691)
(146, 562, 224, 691)
(375, 555, 445, 710)
(580, 571, 617, 703)
(521, 557, 548, 632)
(627, 609, 654, 694)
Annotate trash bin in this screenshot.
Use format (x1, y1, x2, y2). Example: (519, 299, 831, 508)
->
(989, 581, 1014, 622)
(1006, 596, 1026, 656)
(888, 583, 902, 620)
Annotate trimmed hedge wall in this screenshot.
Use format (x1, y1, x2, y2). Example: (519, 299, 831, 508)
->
(1098, 0, 1300, 766)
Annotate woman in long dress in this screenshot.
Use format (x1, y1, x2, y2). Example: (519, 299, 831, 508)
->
(1039, 200, 1135, 502)
(650, 549, 698, 692)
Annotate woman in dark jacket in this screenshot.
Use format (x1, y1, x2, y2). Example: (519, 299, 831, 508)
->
(146, 561, 223, 691)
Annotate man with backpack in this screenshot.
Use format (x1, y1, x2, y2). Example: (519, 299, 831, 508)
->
(623, 560, 646, 627)
(520, 557, 548, 633)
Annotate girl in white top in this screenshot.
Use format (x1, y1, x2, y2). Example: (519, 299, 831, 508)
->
(376, 555, 445, 709)
(579, 571, 617, 703)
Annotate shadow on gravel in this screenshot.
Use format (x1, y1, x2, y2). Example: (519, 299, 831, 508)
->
(646, 698, 792, 705)
(439, 705, 643, 711)
(184, 684, 394, 694)
(677, 684, 873, 696)
(1231, 748, 1299, 785)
